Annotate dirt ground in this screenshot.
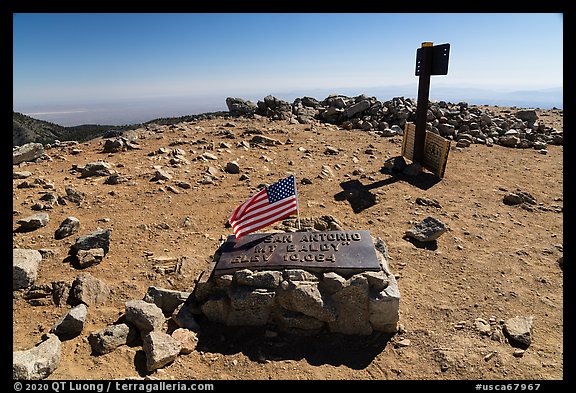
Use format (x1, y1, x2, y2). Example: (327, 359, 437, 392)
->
(12, 105, 564, 383)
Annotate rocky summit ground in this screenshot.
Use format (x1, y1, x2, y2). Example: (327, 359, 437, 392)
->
(12, 104, 563, 383)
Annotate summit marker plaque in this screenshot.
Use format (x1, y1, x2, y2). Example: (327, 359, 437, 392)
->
(214, 230, 381, 275)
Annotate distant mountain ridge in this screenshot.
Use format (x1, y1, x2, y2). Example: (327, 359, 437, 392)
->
(12, 111, 226, 148)
(13, 112, 118, 148)
(13, 112, 67, 147)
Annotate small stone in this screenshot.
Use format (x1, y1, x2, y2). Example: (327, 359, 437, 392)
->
(484, 351, 497, 361)
(394, 338, 411, 348)
(225, 161, 240, 174)
(76, 248, 105, 268)
(513, 349, 525, 357)
(475, 318, 491, 335)
(324, 146, 339, 155)
(54, 217, 81, 240)
(171, 328, 198, 355)
(151, 169, 172, 181)
(405, 216, 447, 242)
(201, 152, 218, 160)
(504, 316, 534, 347)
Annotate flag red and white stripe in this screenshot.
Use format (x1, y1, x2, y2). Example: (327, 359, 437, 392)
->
(229, 175, 298, 240)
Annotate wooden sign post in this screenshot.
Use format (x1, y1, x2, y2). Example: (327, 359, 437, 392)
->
(403, 42, 451, 178)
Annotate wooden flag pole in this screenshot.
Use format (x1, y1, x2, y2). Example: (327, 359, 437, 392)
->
(293, 174, 301, 230)
(297, 210, 302, 230)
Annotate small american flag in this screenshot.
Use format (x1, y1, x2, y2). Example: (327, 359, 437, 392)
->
(229, 175, 299, 240)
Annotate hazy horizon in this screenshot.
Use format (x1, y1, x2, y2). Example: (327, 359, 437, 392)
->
(14, 84, 563, 127)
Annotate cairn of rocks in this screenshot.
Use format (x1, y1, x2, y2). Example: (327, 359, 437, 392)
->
(185, 235, 400, 336)
(226, 94, 562, 150)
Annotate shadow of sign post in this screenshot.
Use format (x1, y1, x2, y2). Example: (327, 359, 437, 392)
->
(335, 174, 442, 214)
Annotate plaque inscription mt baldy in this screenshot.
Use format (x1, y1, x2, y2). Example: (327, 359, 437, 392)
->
(215, 230, 381, 276)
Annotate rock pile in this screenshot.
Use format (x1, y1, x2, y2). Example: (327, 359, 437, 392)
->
(226, 94, 563, 150)
(11, 95, 561, 168)
(186, 236, 400, 336)
(13, 268, 197, 378)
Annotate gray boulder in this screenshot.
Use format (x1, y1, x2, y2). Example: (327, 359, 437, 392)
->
(144, 286, 190, 314)
(171, 302, 201, 331)
(499, 135, 520, 147)
(328, 275, 372, 335)
(51, 304, 88, 339)
(503, 191, 537, 206)
(151, 168, 172, 181)
(258, 95, 293, 120)
(16, 213, 49, 231)
(54, 216, 80, 240)
(73, 228, 112, 255)
(102, 138, 125, 153)
(13, 170, 33, 179)
(13, 334, 61, 380)
(369, 275, 401, 333)
(88, 323, 137, 355)
(76, 248, 106, 268)
(226, 97, 257, 117)
(13, 143, 45, 165)
(13, 249, 42, 290)
(515, 109, 538, 123)
(226, 287, 276, 326)
(143, 331, 182, 372)
(345, 100, 371, 118)
(224, 161, 241, 174)
(69, 272, 111, 306)
(277, 281, 336, 323)
(79, 161, 114, 178)
(64, 187, 85, 204)
(234, 269, 282, 289)
(125, 299, 166, 335)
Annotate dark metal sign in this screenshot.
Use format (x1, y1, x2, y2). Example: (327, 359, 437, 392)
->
(415, 43, 450, 76)
(214, 230, 381, 275)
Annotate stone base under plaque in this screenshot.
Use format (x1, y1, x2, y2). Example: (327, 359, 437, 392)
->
(186, 236, 400, 335)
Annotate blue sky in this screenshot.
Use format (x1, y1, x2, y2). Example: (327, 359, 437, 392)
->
(13, 13, 563, 120)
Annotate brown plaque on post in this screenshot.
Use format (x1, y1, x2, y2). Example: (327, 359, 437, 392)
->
(214, 230, 382, 276)
(401, 122, 451, 178)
